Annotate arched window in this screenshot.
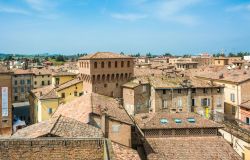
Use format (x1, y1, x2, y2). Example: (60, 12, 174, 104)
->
(94, 62, 98, 68)
(121, 61, 124, 68)
(101, 62, 105, 68)
(107, 74, 110, 81)
(92, 75, 96, 82)
(111, 74, 115, 81)
(102, 74, 105, 81)
(125, 73, 128, 79)
(86, 62, 89, 68)
(97, 75, 100, 81)
(127, 61, 130, 67)
(84, 62, 86, 68)
(116, 73, 119, 80)
(115, 61, 118, 68)
(120, 73, 124, 80)
(108, 61, 111, 68)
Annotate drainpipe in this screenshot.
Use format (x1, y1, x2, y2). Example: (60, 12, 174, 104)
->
(236, 84, 239, 119)
(187, 88, 192, 112)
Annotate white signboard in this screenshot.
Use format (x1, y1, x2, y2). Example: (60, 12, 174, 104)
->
(2, 87, 8, 117)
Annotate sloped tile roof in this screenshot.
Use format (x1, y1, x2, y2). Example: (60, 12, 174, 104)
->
(12, 115, 103, 138)
(79, 52, 133, 59)
(55, 78, 82, 91)
(134, 112, 223, 130)
(53, 93, 133, 125)
(144, 137, 241, 160)
(112, 142, 141, 160)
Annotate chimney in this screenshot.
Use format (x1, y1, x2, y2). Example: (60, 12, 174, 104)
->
(100, 107, 108, 138)
(219, 73, 224, 79)
(39, 91, 43, 97)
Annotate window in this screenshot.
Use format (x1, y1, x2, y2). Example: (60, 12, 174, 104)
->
(74, 91, 77, 96)
(21, 87, 24, 93)
(115, 61, 118, 68)
(187, 118, 195, 123)
(116, 83, 118, 88)
(177, 89, 181, 94)
(192, 99, 195, 106)
(112, 124, 120, 133)
(127, 61, 130, 67)
(101, 62, 104, 68)
(27, 80, 31, 84)
(201, 98, 210, 106)
(42, 75, 44, 78)
(61, 93, 65, 98)
(108, 61, 111, 68)
(174, 118, 182, 123)
(217, 88, 221, 93)
(203, 88, 208, 93)
(94, 62, 98, 68)
(20, 80, 25, 85)
(177, 98, 182, 108)
(162, 100, 167, 109)
(48, 75, 50, 77)
(121, 61, 124, 68)
(34, 81, 37, 85)
(14, 87, 18, 93)
(246, 117, 250, 125)
(217, 98, 222, 107)
(55, 78, 60, 85)
(27, 86, 30, 91)
(14, 96, 18, 101)
(48, 80, 50, 85)
(230, 93, 235, 102)
(143, 85, 147, 92)
(42, 81, 45, 86)
(163, 90, 166, 94)
(14, 80, 18, 85)
(48, 108, 53, 114)
(104, 84, 107, 88)
(160, 118, 168, 124)
(191, 88, 196, 93)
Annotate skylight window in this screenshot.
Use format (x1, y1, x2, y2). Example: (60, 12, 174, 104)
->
(187, 118, 195, 123)
(174, 118, 182, 123)
(160, 118, 168, 124)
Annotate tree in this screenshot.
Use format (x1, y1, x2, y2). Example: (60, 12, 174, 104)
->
(146, 52, 153, 58)
(163, 53, 172, 57)
(56, 55, 65, 62)
(120, 52, 125, 55)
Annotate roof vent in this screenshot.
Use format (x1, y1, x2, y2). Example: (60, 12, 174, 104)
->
(174, 118, 182, 123)
(160, 118, 168, 124)
(187, 118, 195, 123)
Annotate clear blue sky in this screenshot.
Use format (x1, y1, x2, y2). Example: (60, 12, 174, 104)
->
(0, 0, 250, 55)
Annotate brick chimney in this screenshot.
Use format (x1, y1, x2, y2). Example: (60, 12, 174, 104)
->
(100, 107, 108, 138)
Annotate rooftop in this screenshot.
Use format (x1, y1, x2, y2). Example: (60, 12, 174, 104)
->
(79, 52, 133, 59)
(13, 69, 33, 75)
(55, 78, 82, 91)
(53, 93, 133, 125)
(134, 112, 223, 130)
(31, 85, 58, 100)
(240, 100, 250, 110)
(112, 142, 141, 160)
(144, 137, 241, 160)
(52, 71, 76, 76)
(12, 115, 103, 138)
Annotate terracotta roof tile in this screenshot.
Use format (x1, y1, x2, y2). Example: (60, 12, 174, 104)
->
(144, 137, 241, 160)
(55, 78, 82, 91)
(53, 93, 133, 125)
(134, 112, 223, 129)
(112, 142, 141, 160)
(79, 52, 133, 59)
(12, 115, 103, 138)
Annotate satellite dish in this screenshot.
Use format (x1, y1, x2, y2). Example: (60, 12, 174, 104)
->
(245, 65, 249, 69)
(227, 66, 231, 70)
(232, 65, 236, 69)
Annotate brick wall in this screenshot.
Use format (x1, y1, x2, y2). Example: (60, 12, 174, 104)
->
(0, 73, 12, 136)
(0, 138, 105, 159)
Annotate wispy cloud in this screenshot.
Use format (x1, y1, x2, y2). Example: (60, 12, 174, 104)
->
(111, 13, 147, 21)
(111, 0, 201, 25)
(0, 6, 30, 15)
(24, 0, 56, 12)
(226, 3, 250, 12)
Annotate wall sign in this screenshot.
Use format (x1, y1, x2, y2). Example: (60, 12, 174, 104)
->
(2, 87, 8, 117)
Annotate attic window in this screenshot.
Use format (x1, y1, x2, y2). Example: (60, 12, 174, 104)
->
(160, 118, 168, 124)
(187, 118, 195, 123)
(174, 118, 182, 123)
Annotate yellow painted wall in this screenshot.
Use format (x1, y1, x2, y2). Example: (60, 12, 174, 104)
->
(52, 75, 76, 86)
(244, 147, 250, 160)
(33, 75, 52, 89)
(38, 99, 59, 122)
(57, 82, 83, 104)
